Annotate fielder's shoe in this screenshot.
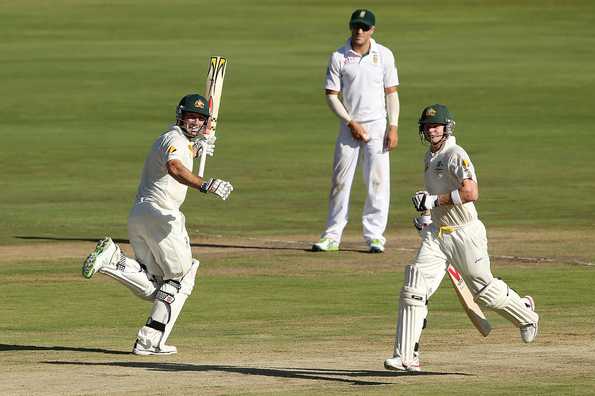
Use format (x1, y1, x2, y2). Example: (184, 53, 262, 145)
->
(384, 355, 421, 372)
(132, 339, 177, 356)
(311, 238, 339, 252)
(369, 239, 385, 253)
(82, 237, 120, 279)
(520, 295, 539, 343)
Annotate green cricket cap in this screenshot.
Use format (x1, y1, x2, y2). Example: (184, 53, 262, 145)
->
(349, 9, 375, 28)
(176, 93, 210, 118)
(419, 104, 452, 125)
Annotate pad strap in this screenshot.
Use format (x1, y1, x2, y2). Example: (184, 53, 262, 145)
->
(146, 318, 166, 332)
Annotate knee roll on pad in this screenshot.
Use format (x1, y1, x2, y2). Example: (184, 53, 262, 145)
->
(476, 278, 508, 309)
(155, 280, 181, 305)
(476, 278, 538, 327)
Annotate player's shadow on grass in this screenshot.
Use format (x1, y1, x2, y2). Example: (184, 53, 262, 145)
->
(0, 344, 129, 355)
(44, 361, 471, 385)
(15, 235, 371, 253)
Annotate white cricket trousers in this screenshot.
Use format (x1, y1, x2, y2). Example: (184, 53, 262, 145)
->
(412, 220, 495, 298)
(128, 200, 193, 281)
(322, 118, 390, 244)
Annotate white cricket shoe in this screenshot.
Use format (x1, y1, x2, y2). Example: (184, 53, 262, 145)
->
(82, 237, 120, 279)
(520, 295, 539, 343)
(384, 355, 421, 372)
(132, 339, 177, 356)
(369, 239, 385, 253)
(311, 238, 339, 252)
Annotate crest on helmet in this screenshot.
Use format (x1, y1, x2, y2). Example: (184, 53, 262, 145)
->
(195, 100, 204, 109)
(426, 108, 437, 117)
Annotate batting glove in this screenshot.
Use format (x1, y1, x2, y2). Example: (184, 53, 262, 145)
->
(412, 191, 438, 212)
(195, 135, 216, 157)
(413, 215, 433, 232)
(200, 178, 233, 200)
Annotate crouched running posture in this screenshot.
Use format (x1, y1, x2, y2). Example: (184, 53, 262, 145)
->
(82, 93, 233, 355)
(384, 104, 539, 371)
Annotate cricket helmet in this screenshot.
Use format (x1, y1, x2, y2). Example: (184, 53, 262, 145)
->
(418, 104, 455, 141)
(176, 94, 210, 120)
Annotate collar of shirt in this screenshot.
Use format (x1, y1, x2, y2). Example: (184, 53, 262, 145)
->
(345, 38, 378, 58)
(428, 135, 457, 158)
(171, 125, 190, 141)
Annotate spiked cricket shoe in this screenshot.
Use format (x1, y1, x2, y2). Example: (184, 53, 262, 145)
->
(384, 355, 421, 372)
(311, 238, 339, 252)
(520, 295, 539, 343)
(369, 239, 385, 253)
(132, 339, 177, 356)
(82, 237, 120, 279)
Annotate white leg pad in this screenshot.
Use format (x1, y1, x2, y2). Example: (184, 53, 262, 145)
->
(476, 278, 538, 327)
(99, 253, 157, 300)
(394, 265, 428, 367)
(142, 259, 200, 348)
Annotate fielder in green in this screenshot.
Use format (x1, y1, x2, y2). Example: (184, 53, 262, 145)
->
(385, 104, 539, 372)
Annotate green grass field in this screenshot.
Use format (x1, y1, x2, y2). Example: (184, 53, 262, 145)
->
(1, 0, 594, 394)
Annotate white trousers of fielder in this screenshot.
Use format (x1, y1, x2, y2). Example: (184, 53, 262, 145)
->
(322, 118, 390, 244)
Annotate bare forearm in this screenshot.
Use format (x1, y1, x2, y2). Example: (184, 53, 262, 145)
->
(166, 160, 204, 190)
(437, 180, 478, 206)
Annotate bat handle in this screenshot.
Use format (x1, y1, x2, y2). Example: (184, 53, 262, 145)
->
(198, 151, 207, 178)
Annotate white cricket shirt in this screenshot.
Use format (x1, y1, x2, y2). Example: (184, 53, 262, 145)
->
(424, 136, 479, 227)
(325, 38, 399, 123)
(135, 126, 194, 210)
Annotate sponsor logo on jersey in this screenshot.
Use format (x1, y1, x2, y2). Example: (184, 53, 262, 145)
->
(462, 159, 470, 169)
(373, 54, 379, 64)
(166, 146, 177, 154)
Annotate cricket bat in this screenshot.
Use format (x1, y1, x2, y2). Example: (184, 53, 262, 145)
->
(447, 264, 492, 337)
(198, 56, 227, 177)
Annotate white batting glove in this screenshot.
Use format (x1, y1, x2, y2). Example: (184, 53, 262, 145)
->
(200, 178, 233, 200)
(195, 135, 216, 157)
(412, 191, 438, 212)
(413, 215, 433, 232)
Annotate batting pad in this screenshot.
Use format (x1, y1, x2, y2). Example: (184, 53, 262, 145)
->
(144, 259, 199, 348)
(395, 265, 428, 367)
(476, 278, 538, 327)
(99, 254, 157, 300)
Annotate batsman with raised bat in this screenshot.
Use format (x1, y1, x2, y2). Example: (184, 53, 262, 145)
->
(384, 104, 539, 372)
(81, 93, 232, 355)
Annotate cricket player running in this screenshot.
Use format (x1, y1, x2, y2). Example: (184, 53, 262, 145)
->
(384, 104, 539, 371)
(82, 94, 233, 355)
(312, 9, 400, 254)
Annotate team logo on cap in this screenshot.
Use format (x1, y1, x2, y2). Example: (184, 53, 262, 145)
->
(426, 108, 437, 117)
(195, 100, 204, 109)
(360, 10, 366, 17)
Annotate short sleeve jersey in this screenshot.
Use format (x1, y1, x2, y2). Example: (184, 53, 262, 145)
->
(135, 126, 194, 210)
(424, 136, 478, 227)
(325, 38, 399, 122)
